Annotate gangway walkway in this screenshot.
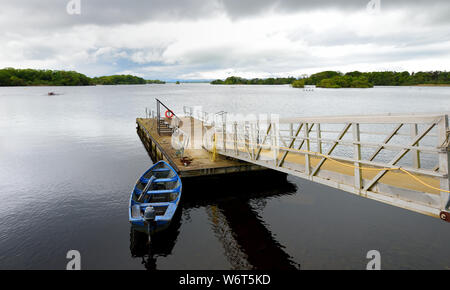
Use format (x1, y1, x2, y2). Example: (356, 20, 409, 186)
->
(183, 107, 450, 222)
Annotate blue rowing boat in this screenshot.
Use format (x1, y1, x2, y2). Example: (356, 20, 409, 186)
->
(129, 161, 182, 238)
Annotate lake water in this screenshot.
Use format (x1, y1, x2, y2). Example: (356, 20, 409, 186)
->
(0, 84, 449, 270)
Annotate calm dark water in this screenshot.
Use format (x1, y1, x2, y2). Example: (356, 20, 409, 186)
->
(0, 84, 449, 270)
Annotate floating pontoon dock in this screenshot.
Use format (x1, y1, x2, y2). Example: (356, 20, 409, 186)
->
(137, 117, 269, 178)
(137, 100, 268, 178)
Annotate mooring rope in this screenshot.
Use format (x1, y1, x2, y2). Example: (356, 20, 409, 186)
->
(211, 133, 217, 162)
(278, 146, 450, 193)
(213, 135, 450, 193)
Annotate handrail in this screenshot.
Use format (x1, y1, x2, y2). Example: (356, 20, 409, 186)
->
(156, 98, 180, 119)
(156, 98, 181, 135)
(183, 106, 227, 125)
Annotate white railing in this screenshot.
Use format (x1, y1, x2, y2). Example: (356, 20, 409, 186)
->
(183, 106, 227, 126)
(201, 112, 450, 221)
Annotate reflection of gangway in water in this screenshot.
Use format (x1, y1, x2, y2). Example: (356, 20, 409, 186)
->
(186, 174, 300, 270)
(206, 201, 300, 270)
(184, 107, 450, 222)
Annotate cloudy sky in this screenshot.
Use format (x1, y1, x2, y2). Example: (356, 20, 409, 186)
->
(0, 0, 449, 80)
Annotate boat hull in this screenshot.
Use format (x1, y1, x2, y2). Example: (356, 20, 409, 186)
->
(128, 161, 182, 234)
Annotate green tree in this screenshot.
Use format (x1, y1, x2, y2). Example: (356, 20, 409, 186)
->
(291, 79, 305, 88)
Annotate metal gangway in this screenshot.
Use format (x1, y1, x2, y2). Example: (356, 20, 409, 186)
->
(184, 107, 450, 222)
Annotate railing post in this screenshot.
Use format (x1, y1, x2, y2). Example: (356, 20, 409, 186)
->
(438, 115, 450, 213)
(289, 123, 294, 140)
(251, 123, 255, 160)
(201, 118, 205, 147)
(222, 121, 226, 153)
(353, 123, 362, 190)
(190, 116, 195, 149)
(271, 122, 278, 166)
(316, 123, 322, 154)
(234, 122, 238, 156)
(256, 119, 260, 148)
(304, 123, 310, 175)
(245, 121, 249, 157)
(155, 98, 181, 136)
(411, 124, 421, 168)
(157, 99, 160, 135)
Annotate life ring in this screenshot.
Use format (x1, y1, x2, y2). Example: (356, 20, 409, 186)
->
(165, 110, 174, 119)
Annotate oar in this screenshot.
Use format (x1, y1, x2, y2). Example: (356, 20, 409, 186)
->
(138, 176, 156, 202)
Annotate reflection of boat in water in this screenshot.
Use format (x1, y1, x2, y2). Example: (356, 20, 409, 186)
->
(129, 207, 183, 270)
(130, 170, 301, 270)
(129, 161, 182, 240)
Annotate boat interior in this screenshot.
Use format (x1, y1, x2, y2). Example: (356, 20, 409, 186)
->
(133, 163, 181, 206)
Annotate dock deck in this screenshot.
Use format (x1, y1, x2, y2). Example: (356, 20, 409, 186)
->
(136, 117, 267, 178)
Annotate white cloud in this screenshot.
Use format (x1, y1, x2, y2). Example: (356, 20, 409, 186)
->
(0, 2, 449, 80)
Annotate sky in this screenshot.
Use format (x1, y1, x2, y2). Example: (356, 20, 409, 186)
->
(0, 0, 449, 80)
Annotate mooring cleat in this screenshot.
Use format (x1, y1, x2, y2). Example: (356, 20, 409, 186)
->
(440, 211, 450, 222)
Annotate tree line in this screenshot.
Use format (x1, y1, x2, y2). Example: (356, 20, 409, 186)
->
(292, 71, 450, 88)
(292, 71, 373, 88)
(211, 76, 296, 85)
(146, 79, 166, 84)
(0, 68, 165, 86)
(212, 71, 450, 88)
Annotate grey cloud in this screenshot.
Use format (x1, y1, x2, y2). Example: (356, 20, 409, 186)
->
(78, 41, 450, 80)
(289, 27, 450, 48)
(1, 0, 450, 31)
(23, 45, 58, 60)
(0, 0, 220, 32)
(79, 0, 220, 24)
(1, 0, 449, 80)
(219, 0, 450, 19)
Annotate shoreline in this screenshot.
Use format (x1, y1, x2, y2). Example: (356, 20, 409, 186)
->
(1, 83, 450, 88)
